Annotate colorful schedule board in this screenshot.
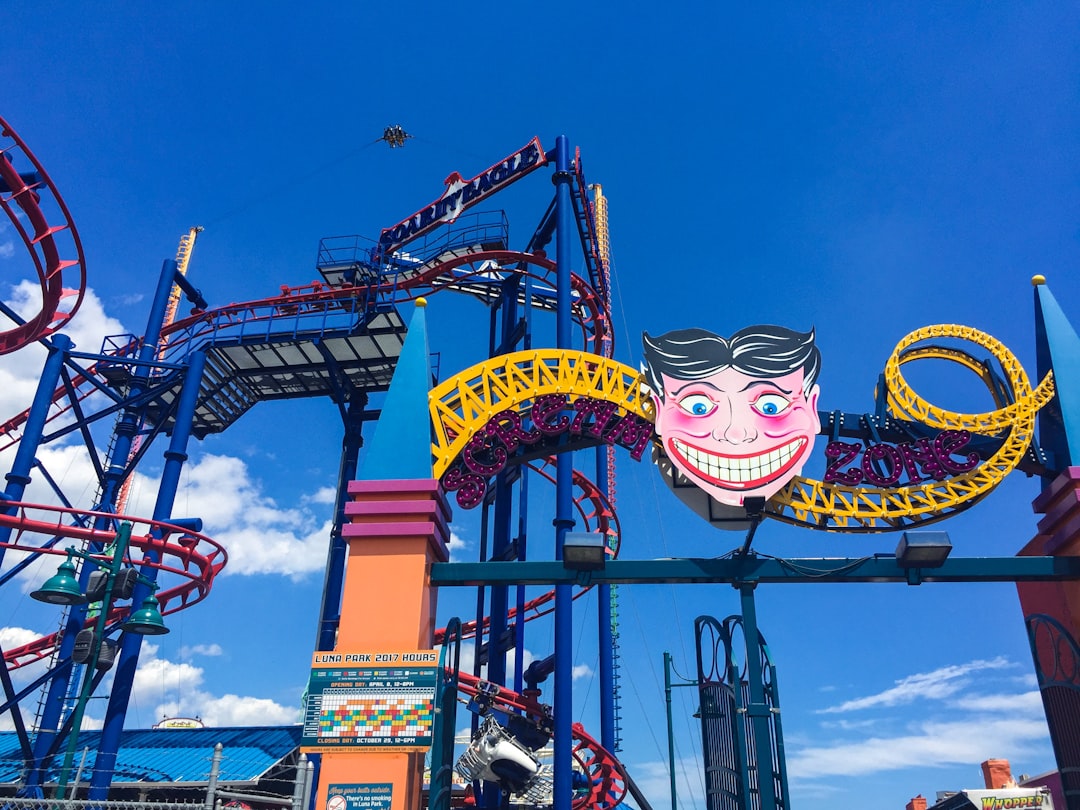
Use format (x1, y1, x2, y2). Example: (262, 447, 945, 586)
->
(301, 650, 439, 752)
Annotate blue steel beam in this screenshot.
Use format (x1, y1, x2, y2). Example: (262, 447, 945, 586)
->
(430, 555, 1080, 586)
(552, 135, 575, 810)
(89, 349, 209, 799)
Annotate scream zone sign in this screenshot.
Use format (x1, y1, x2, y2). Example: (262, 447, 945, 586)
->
(431, 323, 1054, 532)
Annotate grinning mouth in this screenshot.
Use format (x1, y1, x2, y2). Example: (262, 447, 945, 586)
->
(667, 436, 808, 491)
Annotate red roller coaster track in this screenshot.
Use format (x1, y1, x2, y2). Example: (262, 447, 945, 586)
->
(0, 248, 610, 453)
(455, 671, 628, 809)
(0, 116, 86, 353)
(0, 503, 226, 669)
(0, 162, 628, 805)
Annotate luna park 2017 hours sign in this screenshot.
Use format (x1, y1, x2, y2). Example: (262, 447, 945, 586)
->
(432, 321, 1055, 533)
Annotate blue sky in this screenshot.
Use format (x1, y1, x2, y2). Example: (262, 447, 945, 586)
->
(3, 3, 1080, 809)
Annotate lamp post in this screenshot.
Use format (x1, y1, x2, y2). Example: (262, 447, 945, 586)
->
(31, 522, 168, 798)
(663, 651, 699, 810)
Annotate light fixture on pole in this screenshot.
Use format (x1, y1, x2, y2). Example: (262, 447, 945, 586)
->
(895, 531, 953, 568)
(120, 592, 169, 635)
(561, 532, 607, 572)
(29, 522, 170, 799)
(31, 554, 88, 605)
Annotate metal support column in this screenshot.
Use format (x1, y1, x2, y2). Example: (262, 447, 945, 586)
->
(597, 446, 615, 751)
(27, 259, 182, 793)
(0, 335, 72, 552)
(553, 134, 576, 810)
(315, 395, 368, 651)
(88, 348, 208, 798)
(738, 584, 778, 810)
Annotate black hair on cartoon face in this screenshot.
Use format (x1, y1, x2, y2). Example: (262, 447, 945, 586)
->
(641, 325, 820, 401)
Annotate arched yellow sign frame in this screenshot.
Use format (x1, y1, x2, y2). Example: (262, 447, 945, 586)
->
(429, 326, 1055, 532)
(429, 350, 651, 480)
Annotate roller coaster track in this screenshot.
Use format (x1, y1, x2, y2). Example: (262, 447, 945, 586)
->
(769, 324, 1056, 531)
(0, 249, 610, 452)
(0, 502, 226, 668)
(0, 173, 626, 804)
(0, 116, 86, 353)
(429, 350, 652, 481)
(456, 671, 627, 809)
(379, 247, 611, 356)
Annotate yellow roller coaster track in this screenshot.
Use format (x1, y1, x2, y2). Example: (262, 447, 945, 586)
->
(770, 324, 1056, 531)
(429, 350, 652, 479)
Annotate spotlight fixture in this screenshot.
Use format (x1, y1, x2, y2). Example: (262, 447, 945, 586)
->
(895, 531, 953, 569)
(562, 532, 607, 572)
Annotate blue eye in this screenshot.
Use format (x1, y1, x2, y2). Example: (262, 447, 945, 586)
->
(677, 394, 716, 416)
(752, 394, 791, 417)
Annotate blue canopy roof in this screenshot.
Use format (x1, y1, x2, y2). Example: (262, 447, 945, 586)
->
(0, 725, 302, 786)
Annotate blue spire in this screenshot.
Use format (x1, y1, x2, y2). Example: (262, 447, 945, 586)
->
(358, 299, 434, 480)
(1033, 276, 1080, 472)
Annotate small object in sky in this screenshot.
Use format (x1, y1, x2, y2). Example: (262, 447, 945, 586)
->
(382, 125, 412, 148)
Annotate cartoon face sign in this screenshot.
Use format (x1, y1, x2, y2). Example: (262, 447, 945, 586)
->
(643, 326, 821, 507)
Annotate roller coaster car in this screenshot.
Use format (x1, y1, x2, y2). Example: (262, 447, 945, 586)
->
(454, 715, 545, 795)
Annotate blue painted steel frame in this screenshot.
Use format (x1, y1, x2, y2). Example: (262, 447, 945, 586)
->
(89, 347, 208, 798)
(26, 259, 185, 792)
(0, 335, 71, 539)
(553, 135, 576, 810)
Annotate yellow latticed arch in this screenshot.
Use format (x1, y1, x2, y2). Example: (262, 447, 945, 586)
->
(770, 324, 1055, 531)
(429, 350, 652, 479)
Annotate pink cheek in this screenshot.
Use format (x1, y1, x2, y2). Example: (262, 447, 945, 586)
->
(659, 409, 714, 437)
(760, 407, 814, 437)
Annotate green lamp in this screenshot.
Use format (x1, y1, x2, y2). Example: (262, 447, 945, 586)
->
(31, 554, 87, 605)
(121, 594, 169, 635)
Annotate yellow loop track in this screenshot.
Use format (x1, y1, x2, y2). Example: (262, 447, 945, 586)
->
(770, 324, 1055, 531)
(429, 350, 651, 479)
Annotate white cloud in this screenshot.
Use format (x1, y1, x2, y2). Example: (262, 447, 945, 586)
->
(788, 716, 1050, 780)
(572, 663, 594, 681)
(306, 487, 337, 505)
(0, 241, 14, 259)
(179, 643, 223, 658)
(816, 657, 1014, 713)
(0, 635, 296, 731)
(189, 693, 298, 727)
(129, 642, 297, 727)
(0, 444, 334, 583)
(790, 658, 1052, 785)
(0, 283, 127, 477)
(447, 527, 470, 558)
(0, 625, 53, 714)
(952, 690, 1045, 714)
(0, 625, 43, 648)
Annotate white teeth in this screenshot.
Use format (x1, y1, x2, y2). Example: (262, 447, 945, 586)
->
(672, 437, 803, 485)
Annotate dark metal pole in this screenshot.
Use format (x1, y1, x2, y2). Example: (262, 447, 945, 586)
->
(553, 134, 575, 810)
(664, 652, 677, 810)
(54, 522, 132, 799)
(738, 584, 777, 810)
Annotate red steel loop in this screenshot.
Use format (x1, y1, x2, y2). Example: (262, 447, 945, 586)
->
(455, 672, 627, 809)
(0, 116, 86, 353)
(0, 501, 226, 668)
